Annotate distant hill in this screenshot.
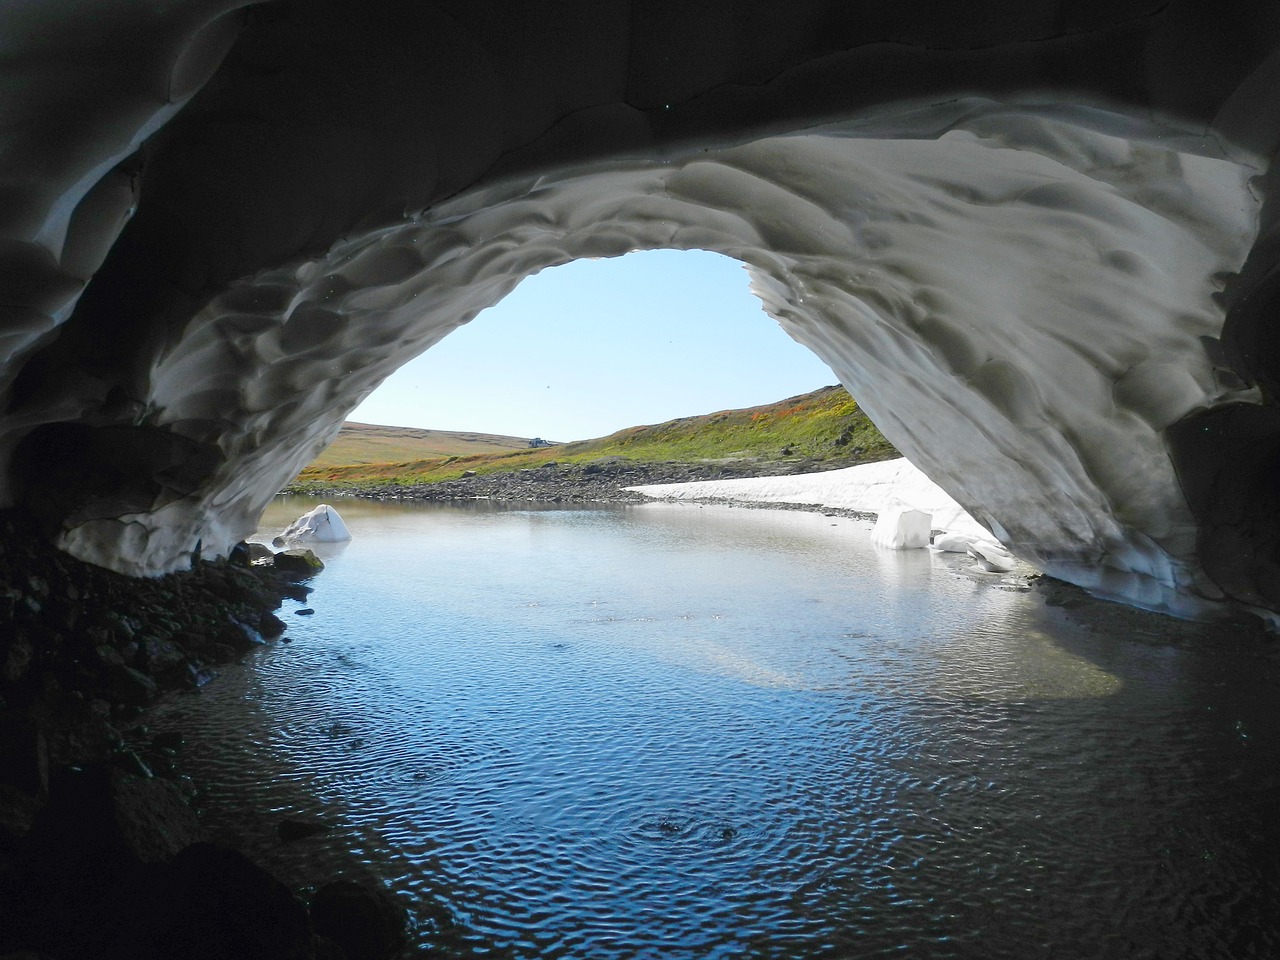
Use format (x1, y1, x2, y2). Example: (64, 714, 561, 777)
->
(292, 385, 896, 488)
(306, 422, 535, 470)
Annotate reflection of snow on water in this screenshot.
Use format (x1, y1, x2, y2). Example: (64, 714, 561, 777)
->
(148, 498, 1280, 960)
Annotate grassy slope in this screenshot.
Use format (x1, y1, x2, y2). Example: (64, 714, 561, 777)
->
(291, 385, 897, 488)
(306, 423, 533, 469)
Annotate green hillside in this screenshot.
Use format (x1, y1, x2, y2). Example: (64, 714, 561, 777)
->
(290, 384, 896, 489)
(307, 423, 531, 469)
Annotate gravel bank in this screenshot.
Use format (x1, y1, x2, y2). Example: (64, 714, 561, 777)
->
(286, 454, 880, 505)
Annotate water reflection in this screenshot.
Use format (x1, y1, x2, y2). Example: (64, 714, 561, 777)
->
(148, 498, 1280, 959)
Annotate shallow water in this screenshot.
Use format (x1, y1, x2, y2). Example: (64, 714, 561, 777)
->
(151, 498, 1280, 959)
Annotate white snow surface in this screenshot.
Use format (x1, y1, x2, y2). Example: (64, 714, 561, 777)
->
(274, 503, 351, 545)
(630, 459, 990, 540)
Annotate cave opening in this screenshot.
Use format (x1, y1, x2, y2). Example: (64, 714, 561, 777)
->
(343, 248, 839, 445)
(6, 5, 1280, 956)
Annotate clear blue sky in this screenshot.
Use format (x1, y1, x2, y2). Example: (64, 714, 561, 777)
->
(348, 249, 839, 441)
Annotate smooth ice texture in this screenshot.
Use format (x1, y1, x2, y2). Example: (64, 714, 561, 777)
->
(871, 505, 932, 550)
(933, 532, 984, 554)
(273, 504, 351, 545)
(969, 541, 1018, 573)
(1, 3, 1279, 621)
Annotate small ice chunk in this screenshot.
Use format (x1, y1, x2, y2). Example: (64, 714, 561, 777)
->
(968, 540, 1016, 572)
(932, 531, 977, 553)
(871, 504, 932, 549)
(273, 503, 352, 545)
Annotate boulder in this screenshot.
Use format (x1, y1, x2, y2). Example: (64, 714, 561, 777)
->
(21, 766, 206, 881)
(246, 541, 276, 565)
(130, 842, 317, 960)
(273, 549, 325, 580)
(310, 880, 407, 960)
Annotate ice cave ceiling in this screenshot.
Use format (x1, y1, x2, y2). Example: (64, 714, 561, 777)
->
(2, 0, 1280, 622)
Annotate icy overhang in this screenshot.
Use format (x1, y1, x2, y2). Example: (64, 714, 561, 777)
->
(1, 1, 1280, 622)
(80, 103, 1258, 619)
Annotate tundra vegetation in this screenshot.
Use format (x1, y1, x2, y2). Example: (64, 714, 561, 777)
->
(288, 385, 897, 491)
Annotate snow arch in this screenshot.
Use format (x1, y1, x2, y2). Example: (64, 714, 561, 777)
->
(20, 102, 1260, 621)
(2, 1, 1280, 621)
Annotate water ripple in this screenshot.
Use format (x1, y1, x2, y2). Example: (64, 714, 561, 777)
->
(145, 501, 1280, 959)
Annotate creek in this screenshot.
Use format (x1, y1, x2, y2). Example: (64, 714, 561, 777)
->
(148, 497, 1280, 959)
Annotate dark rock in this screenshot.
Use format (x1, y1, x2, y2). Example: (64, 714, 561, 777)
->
(0, 784, 40, 851)
(22, 767, 205, 880)
(140, 634, 189, 682)
(94, 643, 125, 667)
(137, 842, 318, 960)
(310, 879, 408, 960)
(104, 664, 159, 706)
(258, 611, 287, 639)
(3, 635, 34, 683)
(110, 747, 154, 780)
(245, 541, 276, 565)
(0, 585, 20, 619)
(107, 613, 137, 642)
(281, 582, 312, 602)
(0, 718, 49, 797)
(273, 549, 324, 579)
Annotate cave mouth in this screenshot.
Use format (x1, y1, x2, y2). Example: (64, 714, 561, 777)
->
(5, 96, 1269, 623)
(344, 248, 840, 444)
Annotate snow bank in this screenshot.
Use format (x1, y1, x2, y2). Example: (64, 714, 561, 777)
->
(629, 458, 991, 539)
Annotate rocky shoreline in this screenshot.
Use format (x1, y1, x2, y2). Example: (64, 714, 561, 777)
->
(0, 510, 405, 960)
(287, 453, 876, 504)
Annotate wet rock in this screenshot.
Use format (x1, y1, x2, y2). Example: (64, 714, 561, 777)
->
(245, 541, 276, 565)
(104, 664, 159, 707)
(139, 634, 189, 683)
(127, 843, 317, 960)
(258, 611, 288, 639)
(3, 636, 34, 684)
(310, 879, 408, 960)
(0, 509, 331, 958)
(22, 766, 205, 879)
(110, 747, 154, 780)
(273, 549, 325, 579)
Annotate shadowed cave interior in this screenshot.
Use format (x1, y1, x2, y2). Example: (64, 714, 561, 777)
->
(2, 1, 1280, 623)
(4, 3, 1280, 958)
